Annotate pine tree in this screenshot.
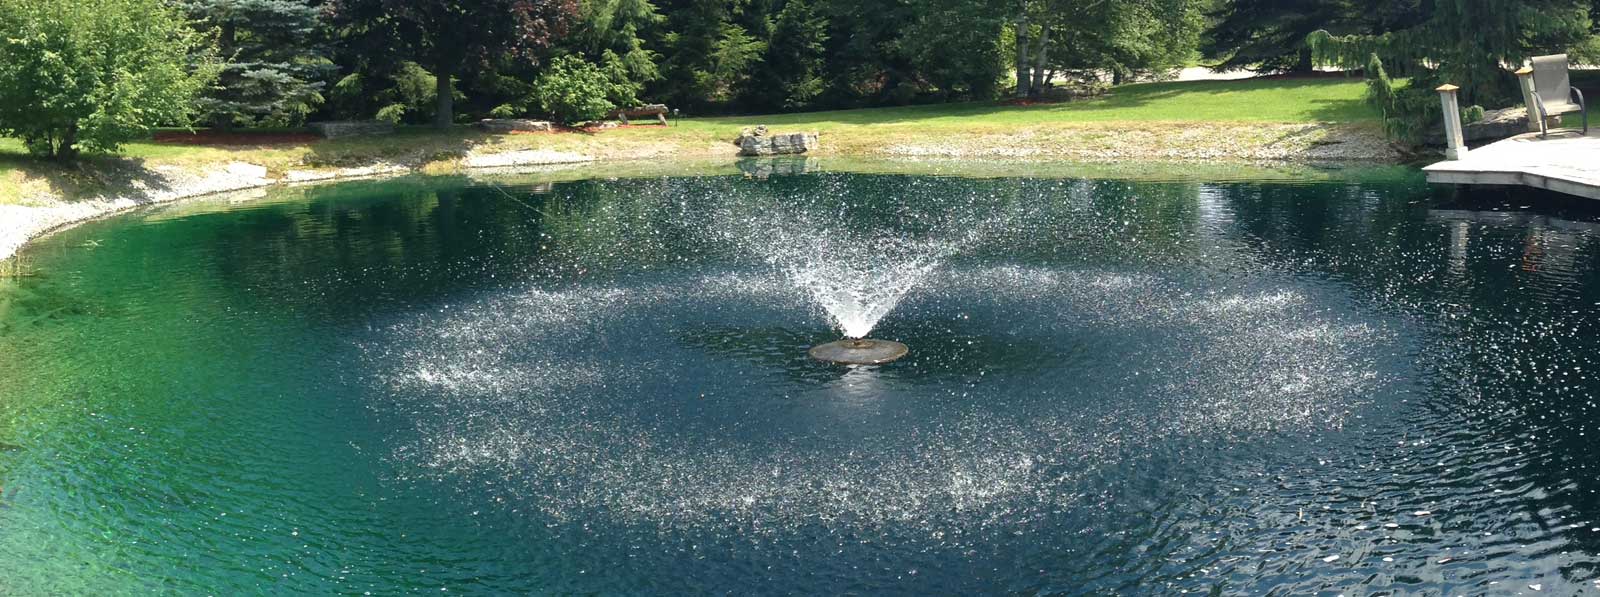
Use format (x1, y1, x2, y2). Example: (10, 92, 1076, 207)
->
(184, 0, 331, 129)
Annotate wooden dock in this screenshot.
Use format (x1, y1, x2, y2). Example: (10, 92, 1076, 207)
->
(1424, 129, 1600, 199)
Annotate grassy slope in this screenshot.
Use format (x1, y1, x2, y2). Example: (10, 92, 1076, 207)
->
(0, 77, 1376, 205)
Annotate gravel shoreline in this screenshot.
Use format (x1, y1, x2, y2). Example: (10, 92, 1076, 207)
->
(0, 124, 1401, 262)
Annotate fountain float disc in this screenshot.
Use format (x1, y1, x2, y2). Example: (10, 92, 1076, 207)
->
(808, 338, 909, 365)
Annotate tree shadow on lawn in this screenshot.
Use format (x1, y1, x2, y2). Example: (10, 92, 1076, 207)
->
(704, 77, 1373, 128)
(300, 126, 495, 169)
(0, 151, 172, 205)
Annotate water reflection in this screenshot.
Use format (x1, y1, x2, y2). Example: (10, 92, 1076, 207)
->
(3, 173, 1600, 593)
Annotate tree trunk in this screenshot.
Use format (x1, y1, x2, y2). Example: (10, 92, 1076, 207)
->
(1014, 12, 1031, 97)
(213, 21, 237, 131)
(434, 65, 454, 130)
(1293, 48, 1314, 73)
(1029, 26, 1051, 95)
(55, 123, 79, 162)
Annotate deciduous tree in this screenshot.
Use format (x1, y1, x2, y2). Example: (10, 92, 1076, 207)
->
(0, 0, 218, 159)
(332, 0, 578, 128)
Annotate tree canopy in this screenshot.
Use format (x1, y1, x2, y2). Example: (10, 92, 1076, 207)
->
(0, 0, 217, 159)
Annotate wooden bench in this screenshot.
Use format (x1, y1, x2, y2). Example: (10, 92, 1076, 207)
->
(608, 104, 670, 125)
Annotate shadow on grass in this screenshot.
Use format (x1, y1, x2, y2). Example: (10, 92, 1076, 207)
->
(0, 150, 172, 204)
(300, 125, 495, 169)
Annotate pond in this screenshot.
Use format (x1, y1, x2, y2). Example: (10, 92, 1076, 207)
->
(2, 166, 1599, 593)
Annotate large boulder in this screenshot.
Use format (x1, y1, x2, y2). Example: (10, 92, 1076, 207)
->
(735, 126, 819, 156)
(475, 119, 553, 133)
(308, 120, 395, 139)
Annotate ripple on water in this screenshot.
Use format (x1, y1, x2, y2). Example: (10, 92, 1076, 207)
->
(361, 265, 1408, 537)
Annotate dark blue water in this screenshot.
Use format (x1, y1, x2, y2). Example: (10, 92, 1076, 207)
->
(2, 171, 1600, 594)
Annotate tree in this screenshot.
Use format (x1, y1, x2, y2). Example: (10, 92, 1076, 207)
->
(1204, 0, 1364, 73)
(654, 0, 765, 108)
(0, 0, 217, 160)
(1013, 0, 1202, 97)
(531, 53, 640, 122)
(184, 0, 332, 129)
(574, 0, 665, 87)
(332, 0, 578, 128)
(900, 0, 1010, 100)
(1310, 0, 1597, 112)
(744, 0, 828, 110)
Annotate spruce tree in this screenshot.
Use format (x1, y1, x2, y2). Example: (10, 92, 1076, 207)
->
(184, 0, 330, 129)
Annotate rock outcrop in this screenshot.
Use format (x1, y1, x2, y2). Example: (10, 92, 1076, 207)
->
(308, 120, 395, 139)
(735, 126, 819, 156)
(475, 119, 553, 133)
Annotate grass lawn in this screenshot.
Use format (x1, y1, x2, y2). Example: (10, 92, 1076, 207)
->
(0, 76, 1378, 205)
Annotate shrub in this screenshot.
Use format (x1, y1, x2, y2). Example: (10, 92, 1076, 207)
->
(532, 53, 640, 124)
(1462, 104, 1485, 125)
(0, 0, 217, 159)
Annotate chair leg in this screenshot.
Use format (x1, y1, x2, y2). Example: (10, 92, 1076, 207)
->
(1573, 88, 1588, 134)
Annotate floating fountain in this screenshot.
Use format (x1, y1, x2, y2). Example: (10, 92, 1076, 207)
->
(712, 183, 1014, 365)
(807, 338, 909, 364)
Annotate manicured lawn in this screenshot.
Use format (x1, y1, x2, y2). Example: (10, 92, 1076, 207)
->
(689, 76, 1375, 131)
(0, 76, 1379, 205)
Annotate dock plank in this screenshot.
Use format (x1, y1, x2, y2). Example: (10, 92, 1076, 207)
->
(1423, 129, 1600, 199)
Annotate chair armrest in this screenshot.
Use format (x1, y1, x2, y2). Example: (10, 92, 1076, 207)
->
(1573, 87, 1586, 110)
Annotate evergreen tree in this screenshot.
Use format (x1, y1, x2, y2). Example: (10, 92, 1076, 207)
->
(744, 0, 828, 110)
(654, 0, 765, 108)
(574, 0, 665, 87)
(1309, 0, 1596, 107)
(185, 0, 331, 129)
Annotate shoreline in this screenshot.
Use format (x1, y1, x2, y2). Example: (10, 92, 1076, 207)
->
(0, 121, 1407, 262)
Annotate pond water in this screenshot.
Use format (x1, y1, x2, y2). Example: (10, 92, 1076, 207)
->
(2, 168, 1600, 594)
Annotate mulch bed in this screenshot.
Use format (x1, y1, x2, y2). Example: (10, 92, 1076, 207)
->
(152, 130, 322, 146)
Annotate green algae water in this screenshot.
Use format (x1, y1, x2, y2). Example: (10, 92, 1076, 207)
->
(3, 170, 1600, 593)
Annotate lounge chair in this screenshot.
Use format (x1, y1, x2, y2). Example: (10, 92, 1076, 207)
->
(1530, 53, 1588, 137)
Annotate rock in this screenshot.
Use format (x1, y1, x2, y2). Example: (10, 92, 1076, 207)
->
(475, 119, 553, 133)
(1425, 107, 1529, 145)
(735, 126, 818, 156)
(737, 156, 818, 179)
(308, 120, 395, 139)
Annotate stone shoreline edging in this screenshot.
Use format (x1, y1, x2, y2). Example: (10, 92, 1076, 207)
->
(0, 150, 595, 261)
(0, 122, 1400, 262)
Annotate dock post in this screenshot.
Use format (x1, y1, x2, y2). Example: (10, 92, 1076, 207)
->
(1436, 84, 1469, 160)
(1515, 66, 1541, 132)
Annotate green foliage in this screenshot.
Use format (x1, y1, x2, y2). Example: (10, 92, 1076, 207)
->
(1309, 0, 1593, 107)
(899, 0, 1008, 99)
(1014, 0, 1204, 97)
(744, 0, 828, 110)
(533, 54, 641, 123)
(331, 0, 579, 128)
(328, 63, 446, 125)
(184, 0, 331, 128)
(0, 0, 218, 159)
(1361, 54, 1439, 144)
(576, 0, 665, 85)
(1463, 104, 1485, 124)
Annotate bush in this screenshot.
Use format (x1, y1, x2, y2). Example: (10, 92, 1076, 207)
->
(532, 53, 641, 124)
(1462, 104, 1485, 125)
(0, 0, 216, 159)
